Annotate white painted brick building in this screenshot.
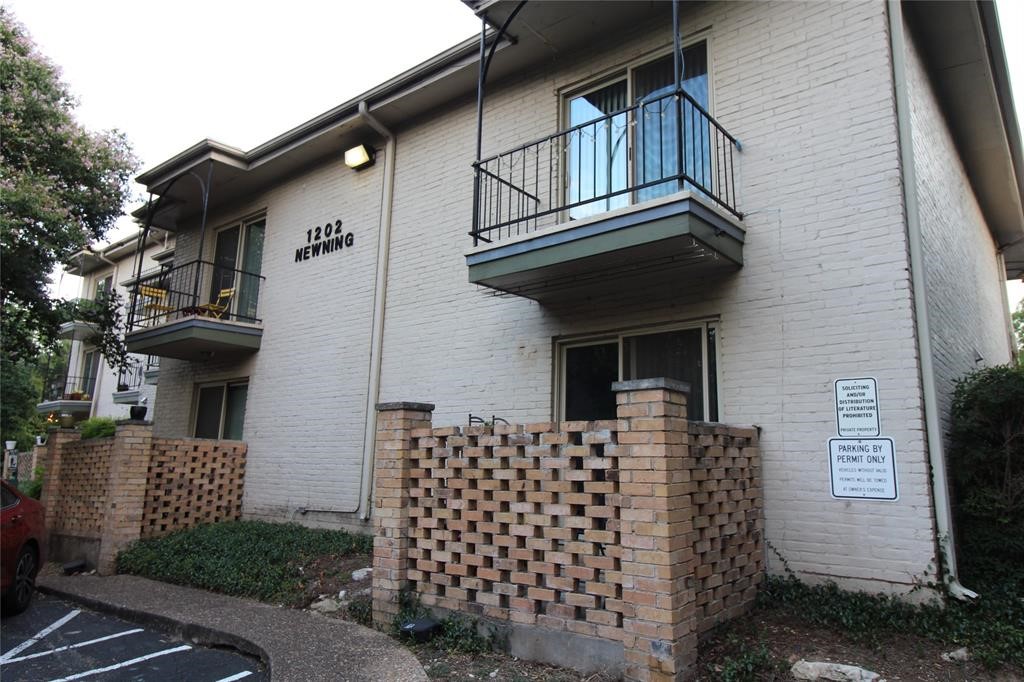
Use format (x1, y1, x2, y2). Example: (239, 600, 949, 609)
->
(121, 0, 1022, 596)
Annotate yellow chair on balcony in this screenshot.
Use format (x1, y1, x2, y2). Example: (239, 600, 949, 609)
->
(197, 288, 234, 319)
(139, 286, 174, 315)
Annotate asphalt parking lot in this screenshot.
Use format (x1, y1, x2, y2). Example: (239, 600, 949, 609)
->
(0, 593, 266, 681)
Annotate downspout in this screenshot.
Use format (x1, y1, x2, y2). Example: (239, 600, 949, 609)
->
(357, 100, 397, 520)
(887, 0, 976, 601)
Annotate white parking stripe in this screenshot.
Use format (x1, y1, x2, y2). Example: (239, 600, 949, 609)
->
(0, 610, 81, 662)
(213, 672, 253, 682)
(1, 628, 145, 664)
(45, 644, 192, 681)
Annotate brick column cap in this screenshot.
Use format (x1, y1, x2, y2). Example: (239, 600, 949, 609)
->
(376, 401, 435, 412)
(611, 377, 690, 394)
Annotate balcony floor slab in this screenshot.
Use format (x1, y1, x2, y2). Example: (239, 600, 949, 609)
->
(125, 317, 262, 360)
(466, 193, 744, 301)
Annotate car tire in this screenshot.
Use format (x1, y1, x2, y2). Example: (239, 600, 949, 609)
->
(2, 545, 38, 616)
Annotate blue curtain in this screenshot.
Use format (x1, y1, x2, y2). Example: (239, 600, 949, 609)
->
(635, 43, 710, 202)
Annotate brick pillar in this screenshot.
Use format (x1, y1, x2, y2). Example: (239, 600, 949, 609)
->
(613, 379, 696, 682)
(39, 427, 81, 533)
(371, 401, 435, 627)
(96, 422, 154, 575)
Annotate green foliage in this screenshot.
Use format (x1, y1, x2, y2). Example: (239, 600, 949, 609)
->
(0, 9, 136, 363)
(435, 614, 492, 654)
(948, 364, 1024, 587)
(346, 594, 372, 626)
(392, 588, 431, 636)
(116, 521, 373, 604)
(711, 639, 784, 682)
(78, 417, 116, 440)
(17, 465, 43, 499)
(759, 576, 1024, 668)
(0, 357, 46, 449)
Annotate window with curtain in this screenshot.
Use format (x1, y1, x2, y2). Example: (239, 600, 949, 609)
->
(210, 217, 265, 322)
(193, 381, 249, 439)
(564, 41, 711, 217)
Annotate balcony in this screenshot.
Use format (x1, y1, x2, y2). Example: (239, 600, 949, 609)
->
(112, 356, 157, 404)
(125, 259, 264, 361)
(467, 89, 744, 301)
(36, 374, 95, 416)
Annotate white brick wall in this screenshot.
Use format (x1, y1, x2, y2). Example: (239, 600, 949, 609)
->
(378, 0, 936, 592)
(904, 24, 1013, 434)
(146, 0, 1014, 591)
(153, 156, 384, 531)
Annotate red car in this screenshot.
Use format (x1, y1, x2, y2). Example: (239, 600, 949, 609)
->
(1, 481, 45, 615)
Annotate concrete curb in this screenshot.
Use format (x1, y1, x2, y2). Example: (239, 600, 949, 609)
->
(37, 581, 269, 669)
(37, 574, 428, 682)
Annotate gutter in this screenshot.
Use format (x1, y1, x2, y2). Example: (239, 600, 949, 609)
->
(887, 0, 976, 601)
(356, 100, 398, 520)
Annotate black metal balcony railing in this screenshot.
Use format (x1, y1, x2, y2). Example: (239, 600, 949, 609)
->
(42, 374, 97, 402)
(116, 359, 146, 391)
(471, 88, 741, 245)
(127, 259, 265, 331)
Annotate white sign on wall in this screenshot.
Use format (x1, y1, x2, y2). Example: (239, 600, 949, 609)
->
(828, 438, 898, 501)
(834, 377, 880, 437)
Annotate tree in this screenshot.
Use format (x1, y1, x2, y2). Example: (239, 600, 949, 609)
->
(0, 8, 137, 364)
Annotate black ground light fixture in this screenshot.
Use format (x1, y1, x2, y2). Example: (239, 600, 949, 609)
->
(344, 143, 375, 170)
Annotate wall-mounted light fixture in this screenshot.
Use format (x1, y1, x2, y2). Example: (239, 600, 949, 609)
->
(344, 144, 375, 170)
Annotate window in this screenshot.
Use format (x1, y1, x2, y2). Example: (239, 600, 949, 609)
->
(558, 321, 719, 422)
(211, 217, 266, 322)
(193, 381, 249, 439)
(566, 40, 710, 220)
(81, 350, 101, 396)
(95, 274, 113, 301)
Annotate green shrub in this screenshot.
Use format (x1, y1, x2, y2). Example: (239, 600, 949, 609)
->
(948, 364, 1024, 588)
(17, 465, 44, 499)
(78, 417, 116, 440)
(712, 639, 784, 682)
(346, 594, 372, 626)
(117, 520, 373, 604)
(436, 614, 492, 654)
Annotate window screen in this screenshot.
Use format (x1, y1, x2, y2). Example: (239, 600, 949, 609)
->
(223, 384, 248, 440)
(623, 328, 704, 420)
(564, 343, 618, 421)
(194, 386, 224, 438)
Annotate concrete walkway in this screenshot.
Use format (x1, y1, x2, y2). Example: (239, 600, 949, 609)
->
(38, 574, 427, 682)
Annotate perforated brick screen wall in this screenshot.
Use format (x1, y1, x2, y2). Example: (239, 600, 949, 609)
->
(50, 438, 114, 538)
(407, 420, 627, 638)
(688, 424, 763, 634)
(372, 382, 763, 681)
(141, 439, 247, 539)
(40, 425, 246, 574)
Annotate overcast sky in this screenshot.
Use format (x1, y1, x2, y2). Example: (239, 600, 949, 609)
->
(5, 0, 1022, 308)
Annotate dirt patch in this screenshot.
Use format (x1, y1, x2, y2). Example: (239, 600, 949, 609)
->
(698, 608, 1023, 682)
(411, 645, 617, 682)
(296, 554, 372, 607)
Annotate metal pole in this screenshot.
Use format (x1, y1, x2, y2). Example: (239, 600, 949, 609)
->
(473, 15, 486, 247)
(129, 193, 157, 330)
(191, 160, 214, 306)
(673, 0, 684, 192)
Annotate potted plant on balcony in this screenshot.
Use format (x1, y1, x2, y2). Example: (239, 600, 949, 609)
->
(130, 397, 148, 421)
